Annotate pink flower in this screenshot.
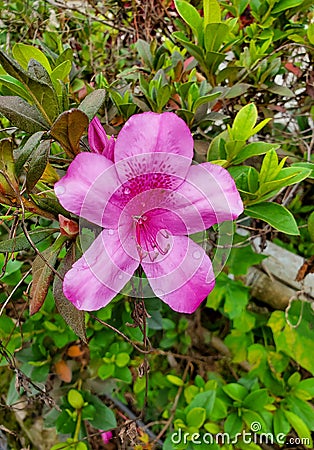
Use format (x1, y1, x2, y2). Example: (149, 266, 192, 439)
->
(88, 116, 115, 161)
(100, 430, 112, 444)
(54, 112, 243, 313)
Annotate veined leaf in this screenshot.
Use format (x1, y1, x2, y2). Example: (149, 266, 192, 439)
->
(245, 202, 299, 235)
(231, 103, 257, 141)
(204, 0, 221, 26)
(26, 140, 50, 192)
(0, 96, 49, 133)
(204, 23, 228, 53)
(174, 0, 203, 44)
(12, 43, 52, 73)
(232, 142, 279, 164)
(0, 228, 57, 253)
(14, 131, 45, 175)
(78, 89, 107, 121)
(0, 74, 33, 102)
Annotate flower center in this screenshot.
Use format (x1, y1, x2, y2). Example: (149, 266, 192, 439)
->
(134, 214, 169, 261)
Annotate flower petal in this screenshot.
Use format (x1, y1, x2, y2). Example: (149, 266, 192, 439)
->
(114, 112, 193, 162)
(172, 162, 243, 232)
(142, 236, 215, 313)
(63, 228, 139, 311)
(88, 116, 114, 161)
(54, 153, 121, 228)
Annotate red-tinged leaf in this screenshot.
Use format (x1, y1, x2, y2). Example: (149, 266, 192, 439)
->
(0, 138, 18, 195)
(30, 235, 67, 315)
(55, 359, 72, 383)
(58, 214, 79, 239)
(50, 109, 89, 157)
(285, 62, 302, 77)
(53, 243, 87, 343)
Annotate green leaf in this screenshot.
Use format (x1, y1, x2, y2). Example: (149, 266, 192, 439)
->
(232, 143, 279, 164)
(187, 389, 216, 416)
(204, 0, 221, 26)
(273, 408, 290, 438)
(14, 131, 45, 174)
(167, 374, 184, 387)
(186, 407, 206, 428)
(12, 43, 52, 73)
(0, 74, 33, 102)
(231, 103, 257, 141)
(68, 389, 84, 409)
(259, 149, 281, 183)
(78, 89, 107, 121)
(28, 59, 53, 86)
(204, 23, 228, 52)
(307, 23, 314, 45)
(267, 84, 295, 97)
(84, 392, 116, 430)
(296, 379, 314, 398)
(0, 96, 49, 133)
(224, 412, 242, 437)
(268, 304, 314, 375)
(174, 0, 203, 43)
(98, 363, 115, 380)
(135, 39, 154, 69)
(50, 60, 71, 83)
(258, 167, 311, 197)
(224, 83, 251, 99)
(284, 410, 312, 447)
(272, 0, 304, 14)
(26, 140, 50, 191)
(286, 396, 314, 431)
(0, 228, 56, 253)
(172, 32, 206, 66)
(115, 352, 130, 368)
(0, 49, 59, 124)
(53, 243, 87, 343)
(245, 202, 299, 235)
(243, 389, 269, 411)
(223, 383, 248, 402)
(50, 109, 89, 157)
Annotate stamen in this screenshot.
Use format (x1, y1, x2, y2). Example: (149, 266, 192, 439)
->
(134, 214, 170, 260)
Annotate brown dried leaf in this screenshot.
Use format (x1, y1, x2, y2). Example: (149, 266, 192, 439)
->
(50, 109, 89, 157)
(53, 243, 87, 343)
(55, 359, 72, 383)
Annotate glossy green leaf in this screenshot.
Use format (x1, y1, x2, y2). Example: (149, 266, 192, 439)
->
(0, 228, 56, 253)
(175, 0, 203, 43)
(167, 374, 184, 387)
(232, 143, 278, 164)
(258, 167, 311, 197)
(68, 389, 84, 409)
(0, 96, 49, 133)
(186, 407, 206, 428)
(273, 408, 290, 438)
(259, 149, 283, 183)
(224, 412, 242, 437)
(115, 352, 130, 368)
(0, 74, 33, 102)
(307, 23, 314, 45)
(12, 43, 52, 73)
(272, 0, 304, 14)
(243, 389, 269, 411)
(204, 23, 228, 53)
(245, 202, 299, 235)
(223, 383, 248, 402)
(78, 89, 107, 121)
(50, 60, 71, 83)
(231, 103, 257, 141)
(204, 0, 221, 25)
(284, 410, 312, 447)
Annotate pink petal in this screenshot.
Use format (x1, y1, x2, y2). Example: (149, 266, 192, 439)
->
(171, 162, 243, 233)
(142, 236, 215, 313)
(54, 153, 121, 228)
(114, 112, 193, 161)
(63, 228, 139, 311)
(88, 116, 114, 161)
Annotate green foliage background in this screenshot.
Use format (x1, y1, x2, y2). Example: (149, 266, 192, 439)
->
(0, 0, 313, 449)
